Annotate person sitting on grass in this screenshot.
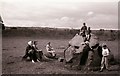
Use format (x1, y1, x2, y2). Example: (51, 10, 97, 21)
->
(23, 41, 43, 63)
(33, 41, 43, 62)
(22, 41, 36, 63)
(46, 42, 56, 58)
(100, 43, 110, 72)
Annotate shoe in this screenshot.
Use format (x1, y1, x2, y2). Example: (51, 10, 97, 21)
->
(32, 60, 35, 63)
(100, 69, 103, 72)
(37, 59, 40, 62)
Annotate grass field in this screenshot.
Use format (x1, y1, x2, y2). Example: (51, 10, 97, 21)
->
(2, 36, 120, 74)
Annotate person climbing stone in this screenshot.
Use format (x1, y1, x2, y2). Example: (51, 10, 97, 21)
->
(83, 41, 94, 72)
(80, 41, 91, 66)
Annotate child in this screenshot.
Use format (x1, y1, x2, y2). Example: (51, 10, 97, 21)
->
(100, 43, 110, 72)
(86, 27, 91, 41)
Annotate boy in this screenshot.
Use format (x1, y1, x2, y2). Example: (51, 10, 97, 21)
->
(100, 43, 110, 72)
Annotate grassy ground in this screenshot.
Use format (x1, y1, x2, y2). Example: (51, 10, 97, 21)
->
(2, 37, 120, 74)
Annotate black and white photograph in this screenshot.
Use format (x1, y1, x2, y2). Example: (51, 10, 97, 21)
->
(1, 0, 120, 75)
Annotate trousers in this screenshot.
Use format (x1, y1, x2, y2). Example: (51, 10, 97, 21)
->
(101, 56, 109, 70)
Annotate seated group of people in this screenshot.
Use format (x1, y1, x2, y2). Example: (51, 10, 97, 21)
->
(22, 41, 56, 63)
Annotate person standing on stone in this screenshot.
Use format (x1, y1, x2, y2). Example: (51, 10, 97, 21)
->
(81, 23, 87, 32)
(80, 23, 87, 42)
(86, 27, 91, 41)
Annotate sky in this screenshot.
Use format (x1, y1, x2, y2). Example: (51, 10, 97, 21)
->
(0, 0, 119, 30)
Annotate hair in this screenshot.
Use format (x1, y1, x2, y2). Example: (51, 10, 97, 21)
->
(102, 43, 107, 47)
(103, 45, 107, 47)
(48, 42, 51, 44)
(33, 41, 38, 45)
(83, 23, 86, 25)
(88, 27, 90, 29)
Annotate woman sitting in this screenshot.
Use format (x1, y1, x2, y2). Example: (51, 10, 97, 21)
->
(22, 41, 36, 63)
(45, 42, 56, 58)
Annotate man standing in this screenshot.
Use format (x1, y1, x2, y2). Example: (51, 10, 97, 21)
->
(83, 41, 93, 71)
(80, 23, 87, 42)
(81, 23, 87, 32)
(80, 41, 91, 66)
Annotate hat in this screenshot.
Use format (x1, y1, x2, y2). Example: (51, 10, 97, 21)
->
(28, 41, 33, 46)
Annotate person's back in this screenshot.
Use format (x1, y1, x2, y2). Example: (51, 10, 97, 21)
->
(80, 41, 91, 65)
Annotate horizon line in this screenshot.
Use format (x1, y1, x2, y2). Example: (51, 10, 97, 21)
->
(5, 26, 119, 30)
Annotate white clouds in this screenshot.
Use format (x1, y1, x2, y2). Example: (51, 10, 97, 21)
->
(60, 17, 75, 22)
(60, 17, 69, 21)
(87, 14, 118, 29)
(1, 0, 118, 30)
(87, 11, 94, 16)
(1, 0, 119, 3)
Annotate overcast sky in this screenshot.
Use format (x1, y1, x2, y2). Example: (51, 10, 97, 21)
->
(0, 0, 118, 30)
